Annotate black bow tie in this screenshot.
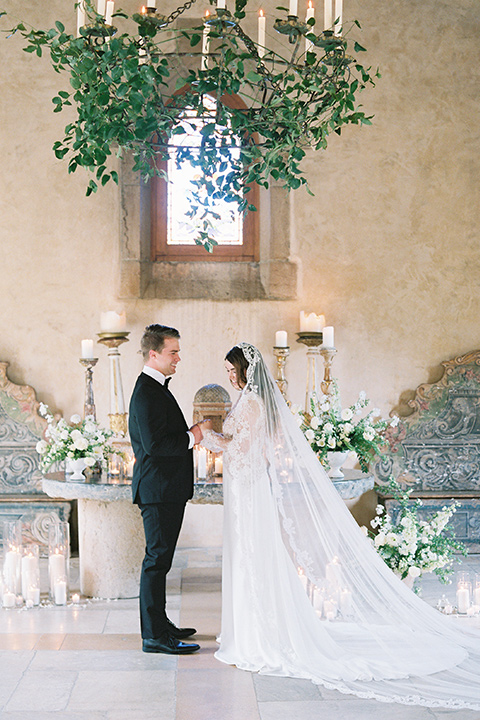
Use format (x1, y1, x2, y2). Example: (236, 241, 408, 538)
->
(164, 377, 171, 388)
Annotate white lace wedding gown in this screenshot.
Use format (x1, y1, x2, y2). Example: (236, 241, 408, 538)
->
(202, 345, 480, 710)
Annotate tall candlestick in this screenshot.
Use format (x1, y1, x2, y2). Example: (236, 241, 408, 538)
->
(334, 0, 342, 35)
(305, 1, 315, 54)
(322, 326, 334, 347)
(81, 339, 94, 359)
(275, 331, 288, 347)
(105, 0, 114, 25)
(324, 0, 333, 30)
(77, 0, 86, 36)
(258, 10, 266, 58)
(289, 0, 298, 16)
(201, 13, 210, 71)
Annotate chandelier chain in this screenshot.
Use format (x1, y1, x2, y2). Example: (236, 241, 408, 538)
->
(165, 0, 199, 26)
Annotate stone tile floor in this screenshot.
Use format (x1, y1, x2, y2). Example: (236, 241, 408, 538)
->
(0, 551, 480, 719)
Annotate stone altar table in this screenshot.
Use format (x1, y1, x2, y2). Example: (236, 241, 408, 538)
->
(43, 473, 144, 599)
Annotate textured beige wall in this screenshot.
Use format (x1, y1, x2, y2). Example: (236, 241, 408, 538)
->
(0, 1, 479, 543)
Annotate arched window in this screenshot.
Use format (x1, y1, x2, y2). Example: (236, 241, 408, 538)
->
(150, 93, 259, 262)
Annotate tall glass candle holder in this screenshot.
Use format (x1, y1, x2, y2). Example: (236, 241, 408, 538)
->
(456, 571, 471, 614)
(473, 574, 480, 607)
(21, 544, 40, 605)
(48, 522, 70, 604)
(2, 520, 22, 597)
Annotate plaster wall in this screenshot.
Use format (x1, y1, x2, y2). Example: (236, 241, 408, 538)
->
(0, 0, 479, 547)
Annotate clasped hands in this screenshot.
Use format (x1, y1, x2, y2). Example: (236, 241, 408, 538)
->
(190, 418, 213, 445)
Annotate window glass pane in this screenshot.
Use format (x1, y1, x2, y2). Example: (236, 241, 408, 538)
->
(167, 98, 243, 246)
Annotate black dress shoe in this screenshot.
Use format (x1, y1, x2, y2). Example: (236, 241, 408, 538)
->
(142, 635, 200, 655)
(166, 618, 197, 639)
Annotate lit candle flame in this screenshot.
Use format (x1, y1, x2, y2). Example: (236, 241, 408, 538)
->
(259, 8, 264, 17)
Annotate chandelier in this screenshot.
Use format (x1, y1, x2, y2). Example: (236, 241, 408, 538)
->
(4, 1, 378, 249)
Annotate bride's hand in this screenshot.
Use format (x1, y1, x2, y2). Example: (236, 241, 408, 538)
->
(201, 419, 213, 431)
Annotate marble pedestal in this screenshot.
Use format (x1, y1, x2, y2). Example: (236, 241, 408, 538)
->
(43, 474, 144, 599)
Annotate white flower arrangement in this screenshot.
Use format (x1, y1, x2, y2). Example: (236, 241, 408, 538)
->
(293, 385, 398, 471)
(36, 403, 117, 472)
(365, 478, 467, 586)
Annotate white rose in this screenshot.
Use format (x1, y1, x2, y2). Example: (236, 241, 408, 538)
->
(374, 532, 386, 548)
(324, 422, 334, 434)
(71, 429, 83, 441)
(73, 437, 89, 451)
(408, 566, 421, 578)
(36, 440, 48, 454)
(385, 532, 398, 546)
(310, 416, 319, 430)
(84, 421, 96, 434)
(305, 429, 315, 441)
(70, 414, 82, 425)
(84, 456, 96, 467)
(363, 429, 375, 442)
(342, 422, 353, 435)
(341, 408, 353, 421)
(60, 430, 69, 440)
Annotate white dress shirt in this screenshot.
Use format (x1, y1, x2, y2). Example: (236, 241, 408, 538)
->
(142, 366, 195, 449)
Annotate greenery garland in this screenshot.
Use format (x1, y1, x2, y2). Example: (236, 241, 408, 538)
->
(1, 1, 379, 249)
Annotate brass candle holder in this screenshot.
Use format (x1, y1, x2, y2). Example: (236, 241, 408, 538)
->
(97, 331, 130, 436)
(320, 346, 337, 397)
(273, 346, 290, 402)
(79, 357, 99, 420)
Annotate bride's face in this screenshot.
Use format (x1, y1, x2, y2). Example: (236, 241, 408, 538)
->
(225, 360, 244, 391)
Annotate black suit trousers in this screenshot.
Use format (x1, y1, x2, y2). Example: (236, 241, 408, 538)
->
(138, 501, 186, 639)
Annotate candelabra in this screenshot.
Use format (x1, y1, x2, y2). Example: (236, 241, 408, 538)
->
(273, 346, 290, 402)
(320, 345, 337, 397)
(97, 331, 129, 436)
(296, 332, 323, 414)
(79, 357, 98, 420)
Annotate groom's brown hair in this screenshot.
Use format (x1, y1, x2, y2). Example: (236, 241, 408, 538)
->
(141, 324, 180, 360)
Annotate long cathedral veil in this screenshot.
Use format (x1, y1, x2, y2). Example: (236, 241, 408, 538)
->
(236, 342, 480, 709)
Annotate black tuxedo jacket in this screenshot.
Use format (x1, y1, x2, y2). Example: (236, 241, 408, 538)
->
(128, 372, 194, 505)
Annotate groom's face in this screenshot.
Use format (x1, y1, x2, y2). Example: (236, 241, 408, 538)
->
(149, 337, 181, 377)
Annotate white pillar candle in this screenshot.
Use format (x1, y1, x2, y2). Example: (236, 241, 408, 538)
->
(340, 588, 352, 615)
(300, 311, 325, 332)
(146, 0, 157, 7)
(81, 339, 94, 358)
(456, 586, 470, 614)
(297, 569, 308, 591)
(474, 587, 480, 605)
(2, 591, 15, 608)
(201, 13, 210, 71)
(77, 0, 86, 36)
(258, 9, 266, 58)
(333, 0, 342, 35)
(275, 331, 288, 347)
(26, 586, 40, 605)
(325, 557, 342, 587)
(323, 598, 337, 618)
(324, 0, 333, 30)
(21, 554, 39, 600)
(214, 456, 223, 475)
(54, 580, 67, 605)
(97, 0, 106, 16)
(217, 0, 226, 8)
(105, 0, 115, 25)
(100, 311, 126, 333)
(3, 549, 21, 593)
(49, 552, 66, 590)
(322, 326, 334, 347)
(197, 447, 207, 479)
(72, 593, 81, 604)
(305, 1, 315, 54)
(289, 0, 298, 15)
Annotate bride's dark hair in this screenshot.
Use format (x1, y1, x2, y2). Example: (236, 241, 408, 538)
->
(225, 346, 249, 387)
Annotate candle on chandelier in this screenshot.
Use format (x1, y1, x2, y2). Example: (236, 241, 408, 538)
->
(322, 326, 334, 347)
(97, 0, 106, 16)
(324, 0, 333, 30)
(258, 9, 266, 58)
(217, 0, 226, 8)
(305, 1, 315, 54)
(105, 0, 115, 25)
(275, 330, 288, 347)
(288, 0, 298, 16)
(146, 0, 157, 7)
(81, 339, 95, 359)
(201, 12, 210, 71)
(334, 0, 343, 35)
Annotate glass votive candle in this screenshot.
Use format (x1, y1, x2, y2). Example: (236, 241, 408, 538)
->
(21, 544, 40, 601)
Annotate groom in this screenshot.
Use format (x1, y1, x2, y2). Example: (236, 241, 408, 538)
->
(129, 324, 203, 654)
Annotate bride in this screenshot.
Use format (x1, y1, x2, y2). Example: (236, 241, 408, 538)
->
(201, 342, 480, 710)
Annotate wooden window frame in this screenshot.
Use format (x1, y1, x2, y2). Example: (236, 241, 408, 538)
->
(150, 92, 259, 263)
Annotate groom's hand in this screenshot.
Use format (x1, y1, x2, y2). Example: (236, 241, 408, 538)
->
(190, 423, 204, 444)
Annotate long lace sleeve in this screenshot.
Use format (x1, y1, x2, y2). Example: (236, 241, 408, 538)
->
(201, 428, 232, 453)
